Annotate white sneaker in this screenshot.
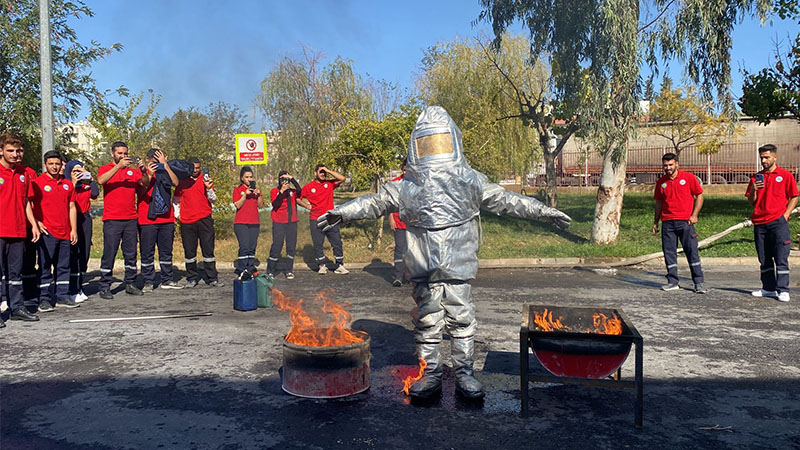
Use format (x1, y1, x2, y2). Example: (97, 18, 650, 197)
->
(77, 291, 89, 302)
(318, 265, 328, 274)
(334, 265, 349, 275)
(70, 294, 85, 304)
(751, 289, 778, 298)
(777, 292, 790, 302)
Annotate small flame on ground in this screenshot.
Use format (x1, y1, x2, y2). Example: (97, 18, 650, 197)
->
(401, 358, 427, 395)
(534, 308, 568, 331)
(272, 288, 364, 346)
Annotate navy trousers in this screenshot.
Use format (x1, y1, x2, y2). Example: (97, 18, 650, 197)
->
(139, 222, 175, 286)
(661, 220, 704, 285)
(180, 215, 218, 283)
(393, 228, 407, 282)
(37, 233, 71, 305)
(0, 237, 25, 312)
(309, 219, 343, 269)
(22, 229, 38, 302)
(100, 219, 139, 290)
(267, 222, 297, 274)
(234, 223, 259, 275)
(69, 212, 92, 295)
(754, 216, 791, 293)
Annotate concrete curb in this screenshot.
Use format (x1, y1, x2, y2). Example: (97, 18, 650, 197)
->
(83, 255, 800, 271)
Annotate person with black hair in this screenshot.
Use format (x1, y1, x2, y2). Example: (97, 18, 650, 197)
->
(174, 158, 222, 287)
(233, 166, 263, 278)
(268, 170, 310, 279)
(31, 150, 79, 311)
(300, 165, 348, 274)
(97, 141, 149, 299)
(64, 159, 98, 302)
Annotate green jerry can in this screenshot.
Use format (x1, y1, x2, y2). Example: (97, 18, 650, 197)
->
(255, 273, 275, 308)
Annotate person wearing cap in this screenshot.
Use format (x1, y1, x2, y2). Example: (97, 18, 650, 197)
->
(96, 141, 149, 299)
(746, 144, 799, 302)
(300, 165, 348, 274)
(267, 170, 310, 279)
(652, 152, 706, 293)
(389, 159, 408, 287)
(31, 151, 80, 311)
(232, 166, 263, 279)
(65, 159, 98, 303)
(0, 133, 41, 325)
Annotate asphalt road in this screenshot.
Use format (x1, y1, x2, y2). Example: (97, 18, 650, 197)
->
(1, 266, 798, 450)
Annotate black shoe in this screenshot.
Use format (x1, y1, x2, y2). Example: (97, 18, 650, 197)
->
(99, 289, 114, 300)
(408, 375, 443, 400)
(55, 298, 80, 309)
(37, 302, 55, 313)
(11, 309, 39, 321)
(392, 279, 403, 287)
(125, 284, 143, 296)
(26, 305, 40, 314)
(1, 317, 5, 328)
(455, 374, 486, 400)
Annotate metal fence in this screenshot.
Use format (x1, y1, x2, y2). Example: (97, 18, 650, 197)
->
(541, 141, 800, 186)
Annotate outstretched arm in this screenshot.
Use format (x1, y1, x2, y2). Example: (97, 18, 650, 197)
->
(318, 183, 400, 231)
(480, 180, 571, 230)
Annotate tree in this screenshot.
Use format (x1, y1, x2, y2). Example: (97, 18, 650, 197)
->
(416, 35, 541, 183)
(739, 4, 799, 124)
(257, 49, 372, 177)
(480, 0, 772, 244)
(648, 79, 740, 158)
(0, 0, 123, 167)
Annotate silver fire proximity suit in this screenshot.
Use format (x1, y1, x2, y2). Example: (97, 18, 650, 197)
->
(318, 106, 571, 399)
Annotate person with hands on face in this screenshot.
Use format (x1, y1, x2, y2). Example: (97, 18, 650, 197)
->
(0, 133, 41, 324)
(300, 164, 348, 274)
(746, 144, 799, 302)
(31, 151, 80, 312)
(233, 166, 263, 279)
(64, 159, 98, 303)
(267, 170, 309, 279)
(96, 141, 149, 300)
(652, 153, 706, 293)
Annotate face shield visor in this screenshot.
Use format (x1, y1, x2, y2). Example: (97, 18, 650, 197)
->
(414, 131, 454, 160)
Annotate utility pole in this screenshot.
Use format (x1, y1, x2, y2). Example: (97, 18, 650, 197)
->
(39, 0, 54, 169)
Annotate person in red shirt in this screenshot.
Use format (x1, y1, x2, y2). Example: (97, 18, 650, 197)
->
(653, 153, 706, 293)
(745, 144, 799, 302)
(174, 158, 222, 288)
(31, 151, 80, 311)
(267, 170, 310, 279)
(300, 164, 348, 274)
(64, 160, 98, 303)
(232, 166, 263, 278)
(5, 144, 39, 310)
(138, 148, 182, 292)
(389, 159, 408, 287)
(0, 133, 40, 324)
(97, 141, 149, 299)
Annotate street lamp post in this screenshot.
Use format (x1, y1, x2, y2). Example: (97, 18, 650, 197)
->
(39, 0, 54, 170)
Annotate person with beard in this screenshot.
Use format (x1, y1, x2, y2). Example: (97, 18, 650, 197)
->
(232, 166, 263, 279)
(652, 153, 706, 293)
(0, 133, 41, 325)
(96, 141, 149, 300)
(317, 106, 572, 400)
(746, 144, 799, 302)
(267, 170, 310, 279)
(31, 151, 80, 311)
(64, 159, 98, 303)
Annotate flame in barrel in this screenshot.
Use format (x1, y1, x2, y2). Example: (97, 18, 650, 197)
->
(272, 289, 364, 346)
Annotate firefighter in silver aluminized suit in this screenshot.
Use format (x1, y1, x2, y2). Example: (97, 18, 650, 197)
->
(318, 106, 571, 400)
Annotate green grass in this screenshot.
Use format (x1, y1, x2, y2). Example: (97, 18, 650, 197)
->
(92, 191, 796, 262)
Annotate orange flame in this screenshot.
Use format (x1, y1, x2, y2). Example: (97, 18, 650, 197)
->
(401, 358, 427, 395)
(591, 312, 623, 335)
(534, 308, 569, 332)
(272, 289, 364, 346)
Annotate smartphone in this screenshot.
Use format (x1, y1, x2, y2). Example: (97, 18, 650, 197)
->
(755, 173, 764, 183)
(202, 166, 210, 181)
(132, 157, 141, 164)
(249, 180, 256, 189)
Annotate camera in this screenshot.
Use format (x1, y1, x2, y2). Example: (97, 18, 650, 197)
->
(202, 166, 210, 181)
(281, 177, 290, 184)
(132, 157, 141, 164)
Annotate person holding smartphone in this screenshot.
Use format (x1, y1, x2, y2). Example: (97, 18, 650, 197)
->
(652, 152, 706, 293)
(233, 166, 263, 279)
(300, 164, 348, 274)
(64, 159, 99, 303)
(267, 170, 310, 279)
(746, 144, 799, 302)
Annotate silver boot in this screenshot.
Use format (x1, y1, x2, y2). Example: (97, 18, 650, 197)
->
(451, 336, 485, 399)
(408, 343, 443, 399)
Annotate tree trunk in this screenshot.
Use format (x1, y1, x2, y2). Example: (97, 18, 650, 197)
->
(590, 147, 627, 245)
(543, 147, 558, 207)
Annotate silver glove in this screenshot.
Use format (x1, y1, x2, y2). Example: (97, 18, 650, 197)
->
(543, 207, 571, 231)
(317, 211, 342, 232)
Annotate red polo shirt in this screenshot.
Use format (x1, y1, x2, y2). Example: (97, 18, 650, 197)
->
(300, 179, 337, 220)
(0, 164, 33, 238)
(233, 184, 261, 224)
(745, 165, 799, 225)
(175, 177, 212, 224)
(654, 170, 703, 221)
(137, 178, 175, 225)
(32, 173, 76, 240)
(390, 175, 406, 229)
(99, 162, 142, 221)
(74, 182, 95, 214)
(270, 187, 300, 223)
(20, 165, 38, 230)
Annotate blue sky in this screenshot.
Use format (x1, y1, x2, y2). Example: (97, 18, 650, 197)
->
(71, 0, 797, 130)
